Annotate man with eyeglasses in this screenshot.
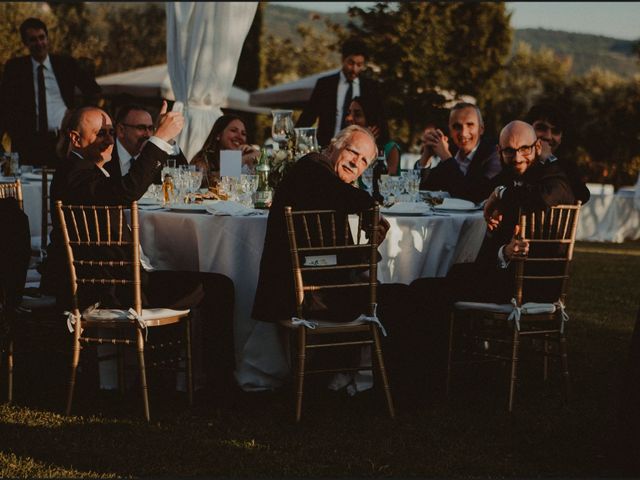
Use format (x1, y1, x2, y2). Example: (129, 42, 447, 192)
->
(106, 103, 187, 182)
(526, 103, 590, 204)
(408, 121, 575, 393)
(0, 17, 101, 167)
(42, 102, 237, 394)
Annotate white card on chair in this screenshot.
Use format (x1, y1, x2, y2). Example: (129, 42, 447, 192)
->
(220, 150, 242, 178)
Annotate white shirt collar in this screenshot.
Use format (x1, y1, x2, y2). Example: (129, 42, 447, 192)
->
(31, 54, 53, 71)
(70, 150, 111, 177)
(456, 141, 481, 162)
(339, 70, 359, 86)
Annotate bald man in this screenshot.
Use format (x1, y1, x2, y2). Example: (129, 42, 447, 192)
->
(42, 103, 236, 391)
(408, 121, 576, 392)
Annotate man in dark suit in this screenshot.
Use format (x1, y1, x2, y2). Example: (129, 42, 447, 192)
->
(42, 102, 235, 389)
(105, 103, 187, 183)
(420, 102, 501, 203)
(410, 120, 576, 391)
(526, 102, 590, 204)
(296, 39, 384, 148)
(0, 17, 101, 167)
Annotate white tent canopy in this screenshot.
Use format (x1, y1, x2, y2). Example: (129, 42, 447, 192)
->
(96, 64, 269, 115)
(249, 68, 339, 109)
(250, 68, 476, 110)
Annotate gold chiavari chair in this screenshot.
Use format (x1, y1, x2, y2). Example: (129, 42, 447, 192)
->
(447, 203, 582, 411)
(56, 200, 193, 421)
(279, 205, 395, 422)
(0, 179, 23, 209)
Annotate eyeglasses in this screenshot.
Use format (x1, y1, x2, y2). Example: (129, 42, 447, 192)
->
(499, 142, 537, 159)
(122, 123, 156, 133)
(96, 128, 116, 138)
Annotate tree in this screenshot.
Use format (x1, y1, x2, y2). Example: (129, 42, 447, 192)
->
(345, 2, 512, 145)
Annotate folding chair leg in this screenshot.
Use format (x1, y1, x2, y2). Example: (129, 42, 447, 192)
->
(507, 328, 520, 412)
(372, 326, 395, 419)
(294, 327, 306, 423)
(446, 311, 455, 397)
(185, 317, 193, 407)
(136, 329, 150, 422)
(559, 333, 570, 405)
(66, 334, 81, 416)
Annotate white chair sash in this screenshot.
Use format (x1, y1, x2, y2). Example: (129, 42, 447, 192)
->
(290, 304, 387, 336)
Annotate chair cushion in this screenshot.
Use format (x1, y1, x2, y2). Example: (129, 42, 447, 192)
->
(454, 301, 558, 315)
(20, 291, 57, 309)
(84, 307, 190, 324)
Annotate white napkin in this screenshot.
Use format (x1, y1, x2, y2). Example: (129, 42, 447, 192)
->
(205, 200, 265, 216)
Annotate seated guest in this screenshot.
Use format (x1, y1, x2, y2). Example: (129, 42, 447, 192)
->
(345, 95, 401, 175)
(420, 102, 501, 203)
(0, 197, 30, 312)
(190, 114, 260, 186)
(410, 120, 576, 389)
(42, 102, 235, 389)
(252, 125, 411, 357)
(525, 102, 590, 204)
(106, 103, 187, 183)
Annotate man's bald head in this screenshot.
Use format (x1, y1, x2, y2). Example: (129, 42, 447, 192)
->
(498, 120, 541, 176)
(68, 107, 115, 166)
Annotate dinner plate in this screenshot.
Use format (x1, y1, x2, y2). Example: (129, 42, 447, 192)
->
(381, 202, 432, 216)
(433, 197, 480, 212)
(169, 204, 208, 213)
(138, 204, 165, 211)
(137, 197, 161, 206)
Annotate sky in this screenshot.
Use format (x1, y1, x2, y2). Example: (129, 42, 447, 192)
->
(270, 2, 640, 41)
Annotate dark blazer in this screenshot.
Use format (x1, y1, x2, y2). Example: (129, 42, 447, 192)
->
(252, 153, 377, 323)
(42, 142, 167, 307)
(420, 137, 502, 203)
(296, 72, 383, 147)
(457, 159, 577, 304)
(0, 198, 30, 309)
(0, 54, 100, 164)
(104, 140, 188, 184)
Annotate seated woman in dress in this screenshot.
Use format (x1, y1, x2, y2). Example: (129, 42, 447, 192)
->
(345, 96, 401, 175)
(190, 114, 260, 186)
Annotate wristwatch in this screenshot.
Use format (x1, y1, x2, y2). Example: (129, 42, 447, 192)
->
(494, 185, 506, 199)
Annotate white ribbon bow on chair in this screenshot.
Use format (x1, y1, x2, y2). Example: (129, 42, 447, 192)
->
(555, 300, 569, 334)
(507, 297, 522, 331)
(354, 303, 388, 337)
(291, 318, 317, 329)
(65, 302, 100, 334)
(127, 308, 148, 341)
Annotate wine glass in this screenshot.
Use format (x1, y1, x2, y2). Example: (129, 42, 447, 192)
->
(271, 110, 294, 143)
(360, 166, 374, 194)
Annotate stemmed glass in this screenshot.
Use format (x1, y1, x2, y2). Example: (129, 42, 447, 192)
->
(271, 110, 294, 144)
(360, 165, 374, 194)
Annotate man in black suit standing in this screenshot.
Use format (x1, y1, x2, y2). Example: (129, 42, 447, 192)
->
(0, 17, 101, 167)
(420, 102, 501, 203)
(105, 103, 187, 183)
(296, 39, 384, 148)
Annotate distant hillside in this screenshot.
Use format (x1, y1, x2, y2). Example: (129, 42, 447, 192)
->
(514, 29, 639, 77)
(264, 4, 639, 78)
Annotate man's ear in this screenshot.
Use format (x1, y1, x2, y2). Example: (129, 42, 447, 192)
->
(69, 130, 81, 148)
(534, 138, 542, 155)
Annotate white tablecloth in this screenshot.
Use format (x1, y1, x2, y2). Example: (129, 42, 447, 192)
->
(137, 208, 487, 391)
(1, 174, 49, 250)
(577, 186, 640, 242)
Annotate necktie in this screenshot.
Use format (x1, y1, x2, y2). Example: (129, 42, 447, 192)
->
(340, 80, 353, 129)
(37, 64, 48, 134)
(129, 156, 136, 171)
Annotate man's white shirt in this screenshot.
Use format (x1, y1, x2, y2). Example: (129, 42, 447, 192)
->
(31, 55, 67, 131)
(333, 70, 361, 138)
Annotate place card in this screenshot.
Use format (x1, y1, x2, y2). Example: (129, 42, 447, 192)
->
(220, 150, 242, 178)
(303, 255, 337, 267)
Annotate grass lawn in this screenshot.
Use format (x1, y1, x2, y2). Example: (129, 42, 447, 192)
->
(1, 240, 639, 478)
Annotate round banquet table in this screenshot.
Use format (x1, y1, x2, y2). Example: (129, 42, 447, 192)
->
(137, 207, 487, 391)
